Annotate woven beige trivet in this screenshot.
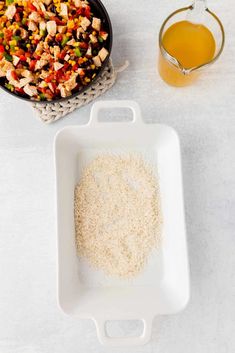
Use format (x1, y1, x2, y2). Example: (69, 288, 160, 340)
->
(31, 59, 128, 124)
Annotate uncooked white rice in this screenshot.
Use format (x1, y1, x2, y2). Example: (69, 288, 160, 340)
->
(74, 154, 162, 278)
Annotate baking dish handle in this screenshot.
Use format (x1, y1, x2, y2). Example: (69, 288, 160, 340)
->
(89, 100, 143, 126)
(94, 317, 153, 347)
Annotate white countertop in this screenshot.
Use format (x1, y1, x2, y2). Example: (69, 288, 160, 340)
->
(0, 0, 234, 352)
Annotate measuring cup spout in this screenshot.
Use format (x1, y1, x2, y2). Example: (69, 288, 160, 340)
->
(192, 0, 207, 10)
(189, 0, 207, 23)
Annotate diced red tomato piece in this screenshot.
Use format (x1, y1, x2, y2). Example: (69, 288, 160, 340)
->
(15, 87, 24, 94)
(0, 44, 4, 53)
(52, 17, 65, 25)
(34, 54, 41, 60)
(11, 71, 18, 81)
(58, 49, 66, 60)
(72, 64, 79, 71)
(79, 42, 88, 49)
(14, 49, 25, 56)
(14, 13, 21, 22)
(76, 8, 83, 15)
(84, 6, 91, 18)
(5, 29, 13, 41)
(45, 73, 55, 83)
(50, 82, 57, 92)
(29, 60, 36, 71)
(28, 3, 37, 11)
(38, 10, 44, 17)
(20, 55, 27, 61)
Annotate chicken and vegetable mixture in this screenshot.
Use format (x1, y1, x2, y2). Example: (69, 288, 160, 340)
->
(0, 0, 109, 100)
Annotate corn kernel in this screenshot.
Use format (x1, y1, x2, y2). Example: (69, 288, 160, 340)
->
(91, 64, 95, 70)
(85, 77, 91, 83)
(9, 40, 17, 46)
(67, 20, 74, 29)
(15, 46, 19, 50)
(26, 43, 30, 48)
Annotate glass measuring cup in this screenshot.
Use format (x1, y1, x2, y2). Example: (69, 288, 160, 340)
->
(158, 0, 225, 87)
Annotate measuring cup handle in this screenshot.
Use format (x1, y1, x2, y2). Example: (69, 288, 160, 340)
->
(93, 317, 153, 347)
(89, 100, 143, 126)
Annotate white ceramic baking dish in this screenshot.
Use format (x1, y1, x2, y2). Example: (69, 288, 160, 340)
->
(54, 100, 190, 347)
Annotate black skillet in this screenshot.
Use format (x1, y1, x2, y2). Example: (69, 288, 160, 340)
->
(0, 0, 113, 103)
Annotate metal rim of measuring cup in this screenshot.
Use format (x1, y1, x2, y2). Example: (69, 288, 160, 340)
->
(158, 6, 225, 74)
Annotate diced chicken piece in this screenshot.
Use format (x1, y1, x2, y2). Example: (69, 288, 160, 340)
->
(54, 62, 64, 71)
(6, 70, 17, 84)
(32, 1, 40, 10)
(34, 34, 41, 41)
(92, 55, 102, 67)
(48, 82, 54, 92)
(100, 31, 108, 40)
(39, 70, 49, 79)
(23, 84, 38, 97)
(92, 17, 101, 31)
(0, 69, 5, 78)
(43, 41, 49, 51)
(58, 25, 66, 34)
(38, 81, 48, 88)
(39, 21, 46, 31)
(86, 45, 92, 57)
(74, 0, 81, 7)
(98, 47, 108, 62)
(35, 59, 48, 71)
(66, 39, 76, 46)
(45, 11, 55, 18)
(39, 2, 46, 13)
(77, 68, 85, 76)
(21, 70, 33, 79)
(35, 42, 44, 54)
(43, 0, 52, 5)
(80, 17, 91, 30)
(5, 4, 16, 20)
(20, 28, 28, 39)
(28, 20, 37, 32)
(29, 11, 41, 23)
(60, 3, 68, 17)
(64, 54, 70, 61)
(46, 20, 56, 36)
(0, 59, 14, 77)
(76, 27, 84, 39)
(64, 74, 78, 91)
(41, 52, 51, 61)
(16, 77, 33, 88)
(58, 83, 70, 98)
(89, 34, 97, 44)
(53, 46, 60, 59)
(13, 55, 20, 67)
